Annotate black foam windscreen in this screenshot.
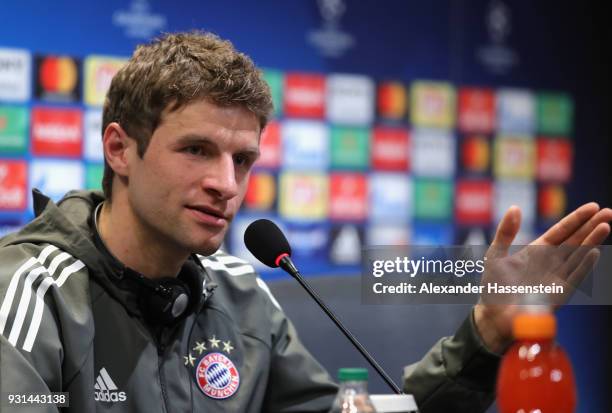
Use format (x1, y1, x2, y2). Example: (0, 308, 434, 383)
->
(244, 219, 291, 268)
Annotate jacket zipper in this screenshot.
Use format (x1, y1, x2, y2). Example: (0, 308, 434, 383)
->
(157, 333, 170, 413)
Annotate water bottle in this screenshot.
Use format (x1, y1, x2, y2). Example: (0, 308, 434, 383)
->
(328, 368, 377, 413)
(497, 305, 577, 413)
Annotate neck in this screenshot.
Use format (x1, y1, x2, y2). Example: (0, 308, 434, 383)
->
(97, 196, 188, 279)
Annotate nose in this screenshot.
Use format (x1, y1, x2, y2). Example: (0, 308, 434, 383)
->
(202, 154, 239, 201)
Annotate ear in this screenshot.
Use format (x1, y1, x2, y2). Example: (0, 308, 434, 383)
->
(103, 122, 135, 178)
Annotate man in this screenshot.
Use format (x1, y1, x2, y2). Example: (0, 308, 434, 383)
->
(0, 31, 610, 412)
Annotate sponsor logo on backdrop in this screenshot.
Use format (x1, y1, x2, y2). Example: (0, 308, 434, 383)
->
(494, 180, 535, 224)
(84, 56, 128, 106)
(413, 179, 453, 220)
(286, 223, 329, 258)
(85, 163, 104, 190)
(244, 172, 276, 211)
(371, 127, 410, 171)
(262, 70, 284, 118)
(461, 135, 490, 173)
(84, 109, 103, 162)
(411, 82, 455, 128)
(329, 173, 367, 220)
(537, 93, 573, 135)
(0, 160, 27, 210)
(282, 120, 329, 169)
(330, 126, 369, 169)
(377, 82, 407, 120)
(0, 48, 31, 102)
(112, 0, 167, 39)
(35, 55, 80, 102)
(256, 121, 281, 169)
(31, 107, 82, 157)
(0, 106, 28, 154)
(536, 138, 572, 183)
(366, 223, 410, 246)
(0, 223, 23, 238)
(412, 222, 454, 246)
(455, 228, 490, 245)
(477, 0, 519, 74)
(369, 173, 412, 222)
(412, 128, 455, 177)
(538, 184, 566, 220)
(493, 135, 535, 179)
(279, 172, 328, 220)
(283, 74, 326, 118)
(329, 224, 363, 265)
(326, 74, 374, 126)
(455, 180, 493, 225)
(308, 0, 355, 57)
(497, 89, 535, 133)
(29, 160, 84, 206)
(458, 88, 496, 133)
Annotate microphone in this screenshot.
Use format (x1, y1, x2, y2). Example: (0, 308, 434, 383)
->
(244, 219, 402, 395)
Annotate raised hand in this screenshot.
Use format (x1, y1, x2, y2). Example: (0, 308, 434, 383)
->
(473, 203, 612, 353)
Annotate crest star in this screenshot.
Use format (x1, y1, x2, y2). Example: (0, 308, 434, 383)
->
(184, 353, 196, 366)
(208, 335, 221, 348)
(193, 341, 207, 354)
(222, 340, 234, 354)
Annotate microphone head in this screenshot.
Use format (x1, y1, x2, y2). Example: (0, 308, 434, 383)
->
(244, 219, 291, 268)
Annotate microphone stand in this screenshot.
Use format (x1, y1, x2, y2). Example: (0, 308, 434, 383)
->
(279, 256, 403, 395)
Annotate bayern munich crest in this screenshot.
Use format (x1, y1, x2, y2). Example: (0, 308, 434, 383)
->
(195, 352, 240, 399)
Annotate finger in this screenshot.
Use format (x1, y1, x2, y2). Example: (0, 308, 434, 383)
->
(580, 222, 612, 247)
(558, 244, 597, 282)
(562, 209, 612, 246)
(536, 202, 600, 245)
(488, 206, 521, 259)
(565, 248, 600, 296)
(556, 221, 611, 262)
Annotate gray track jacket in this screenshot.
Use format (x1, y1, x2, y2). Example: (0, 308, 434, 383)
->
(0, 190, 499, 412)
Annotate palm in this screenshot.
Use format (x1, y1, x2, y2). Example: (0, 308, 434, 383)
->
(474, 203, 612, 353)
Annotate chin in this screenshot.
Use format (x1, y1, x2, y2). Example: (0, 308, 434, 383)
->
(189, 237, 225, 257)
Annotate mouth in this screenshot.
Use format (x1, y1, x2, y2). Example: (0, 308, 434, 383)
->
(186, 205, 229, 228)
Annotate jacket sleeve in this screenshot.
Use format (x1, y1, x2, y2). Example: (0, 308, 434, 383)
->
(0, 334, 60, 413)
(257, 280, 338, 413)
(0, 243, 66, 412)
(402, 310, 500, 413)
(253, 275, 498, 413)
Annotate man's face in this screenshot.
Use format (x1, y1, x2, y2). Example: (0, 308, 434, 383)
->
(125, 99, 260, 257)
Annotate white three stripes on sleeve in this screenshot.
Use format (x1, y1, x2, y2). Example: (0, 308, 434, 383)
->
(200, 252, 255, 276)
(0, 245, 58, 334)
(22, 260, 85, 352)
(0, 244, 85, 352)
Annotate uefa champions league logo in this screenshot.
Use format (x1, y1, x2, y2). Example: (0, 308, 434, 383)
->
(307, 0, 355, 58)
(112, 0, 167, 39)
(477, 0, 519, 74)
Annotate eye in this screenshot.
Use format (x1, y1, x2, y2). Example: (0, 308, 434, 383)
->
(184, 146, 203, 156)
(234, 153, 254, 168)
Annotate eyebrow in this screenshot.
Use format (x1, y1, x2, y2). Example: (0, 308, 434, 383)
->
(177, 134, 260, 157)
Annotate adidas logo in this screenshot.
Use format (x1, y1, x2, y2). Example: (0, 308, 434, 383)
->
(94, 367, 127, 403)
